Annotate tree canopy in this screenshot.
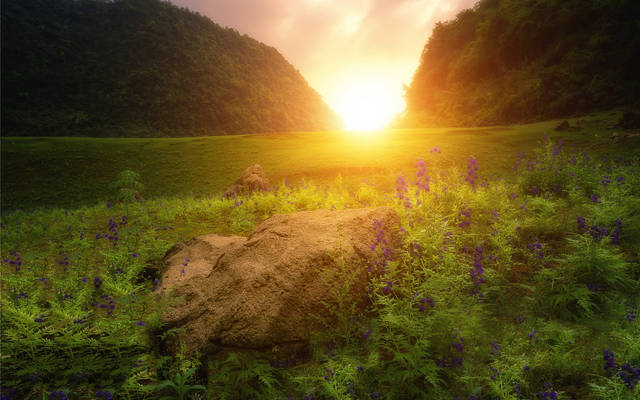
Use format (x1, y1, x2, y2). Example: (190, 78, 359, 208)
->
(1, 0, 342, 137)
(399, 0, 640, 127)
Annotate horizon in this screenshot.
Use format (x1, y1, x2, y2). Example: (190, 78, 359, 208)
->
(170, 0, 477, 130)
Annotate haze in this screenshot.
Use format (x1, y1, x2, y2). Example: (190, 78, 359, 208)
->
(171, 0, 477, 129)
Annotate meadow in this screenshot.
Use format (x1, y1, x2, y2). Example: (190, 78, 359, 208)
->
(1, 113, 639, 399)
(2, 112, 635, 211)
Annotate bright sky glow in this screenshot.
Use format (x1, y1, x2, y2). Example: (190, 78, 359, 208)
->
(334, 78, 405, 131)
(171, 0, 476, 130)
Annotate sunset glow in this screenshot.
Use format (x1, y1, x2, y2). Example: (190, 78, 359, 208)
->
(334, 80, 405, 131)
(171, 0, 476, 131)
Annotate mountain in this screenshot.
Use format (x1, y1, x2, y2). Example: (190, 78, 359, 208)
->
(399, 0, 640, 127)
(1, 0, 342, 137)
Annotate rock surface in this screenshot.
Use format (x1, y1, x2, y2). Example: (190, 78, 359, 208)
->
(158, 207, 400, 355)
(224, 164, 271, 197)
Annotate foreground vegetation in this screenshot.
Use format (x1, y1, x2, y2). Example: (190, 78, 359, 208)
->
(1, 131, 639, 399)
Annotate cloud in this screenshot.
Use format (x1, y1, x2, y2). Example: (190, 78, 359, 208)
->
(171, 0, 477, 118)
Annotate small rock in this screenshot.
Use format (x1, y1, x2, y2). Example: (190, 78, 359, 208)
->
(554, 120, 570, 131)
(224, 164, 271, 198)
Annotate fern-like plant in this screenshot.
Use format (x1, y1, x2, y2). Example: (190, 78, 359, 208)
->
(111, 170, 144, 204)
(154, 367, 206, 400)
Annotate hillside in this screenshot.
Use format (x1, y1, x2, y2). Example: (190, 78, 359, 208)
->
(1, 0, 341, 137)
(399, 0, 640, 127)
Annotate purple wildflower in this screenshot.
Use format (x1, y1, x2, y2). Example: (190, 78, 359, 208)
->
(382, 281, 393, 294)
(49, 391, 67, 400)
(610, 218, 622, 245)
(589, 225, 608, 243)
(577, 216, 587, 232)
(527, 241, 544, 260)
(469, 246, 486, 295)
(530, 186, 540, 196)
(415, 158, 430, 192)
(604, 349, 617, 374)
(465, 157, 479, 188)
(396, 175, 409, 199)
(96, 391, 113, 400)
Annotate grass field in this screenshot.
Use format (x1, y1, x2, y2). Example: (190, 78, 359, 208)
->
(3, 112, 637, 211)
(1, 112, 640, 399)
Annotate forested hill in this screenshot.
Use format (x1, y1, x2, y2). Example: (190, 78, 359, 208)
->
(399, 0, 640, 127)
(1, 0, 341, 137)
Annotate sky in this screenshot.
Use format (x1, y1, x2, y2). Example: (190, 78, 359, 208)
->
(171, 0, 477, 129)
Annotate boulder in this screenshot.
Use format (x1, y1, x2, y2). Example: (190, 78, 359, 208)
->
(224, 164, 270, 197)
(158, 207, 401, 355)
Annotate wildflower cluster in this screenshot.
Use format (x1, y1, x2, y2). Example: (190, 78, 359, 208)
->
(528, 329, 538, 343)
(413, 293, 435, 313)
(465, 157, 479, 188)
(95, 390, 113, 400)
(96, 216, 127, 246)
(369, 219, 392, 274)
(469, 245, 486, 296)
(3, 251, 22, 272)
(415, 158, 430, 192)
(490, 341, 501, 358)
(536, 388, 558, 399)
(577, 216, 587, 232)
(48, 391, 68, 400)
(457, 207, 471, 228)
(395, 176, 408, 200)
(435, 335, 465, 368)
(96, 295, 116, 315)
(603, 350, 640, 389)
(578, 215, 623, 244)
(513, 151, 526, 173)
(527, 240, 544, 260)
(625, 308, 636, 322)
(610, 218, 622, 244)
(589, 225, 608, 243)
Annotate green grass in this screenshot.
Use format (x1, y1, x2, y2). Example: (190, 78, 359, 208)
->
(3, 111, 637, 211)
(1, 113, 640, 399)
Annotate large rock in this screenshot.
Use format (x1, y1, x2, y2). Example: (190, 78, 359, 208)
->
(224, 164, 271, 197)
(158, 207, 400, 355)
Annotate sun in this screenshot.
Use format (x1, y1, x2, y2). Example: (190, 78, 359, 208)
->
(335, 81, 405, 131)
